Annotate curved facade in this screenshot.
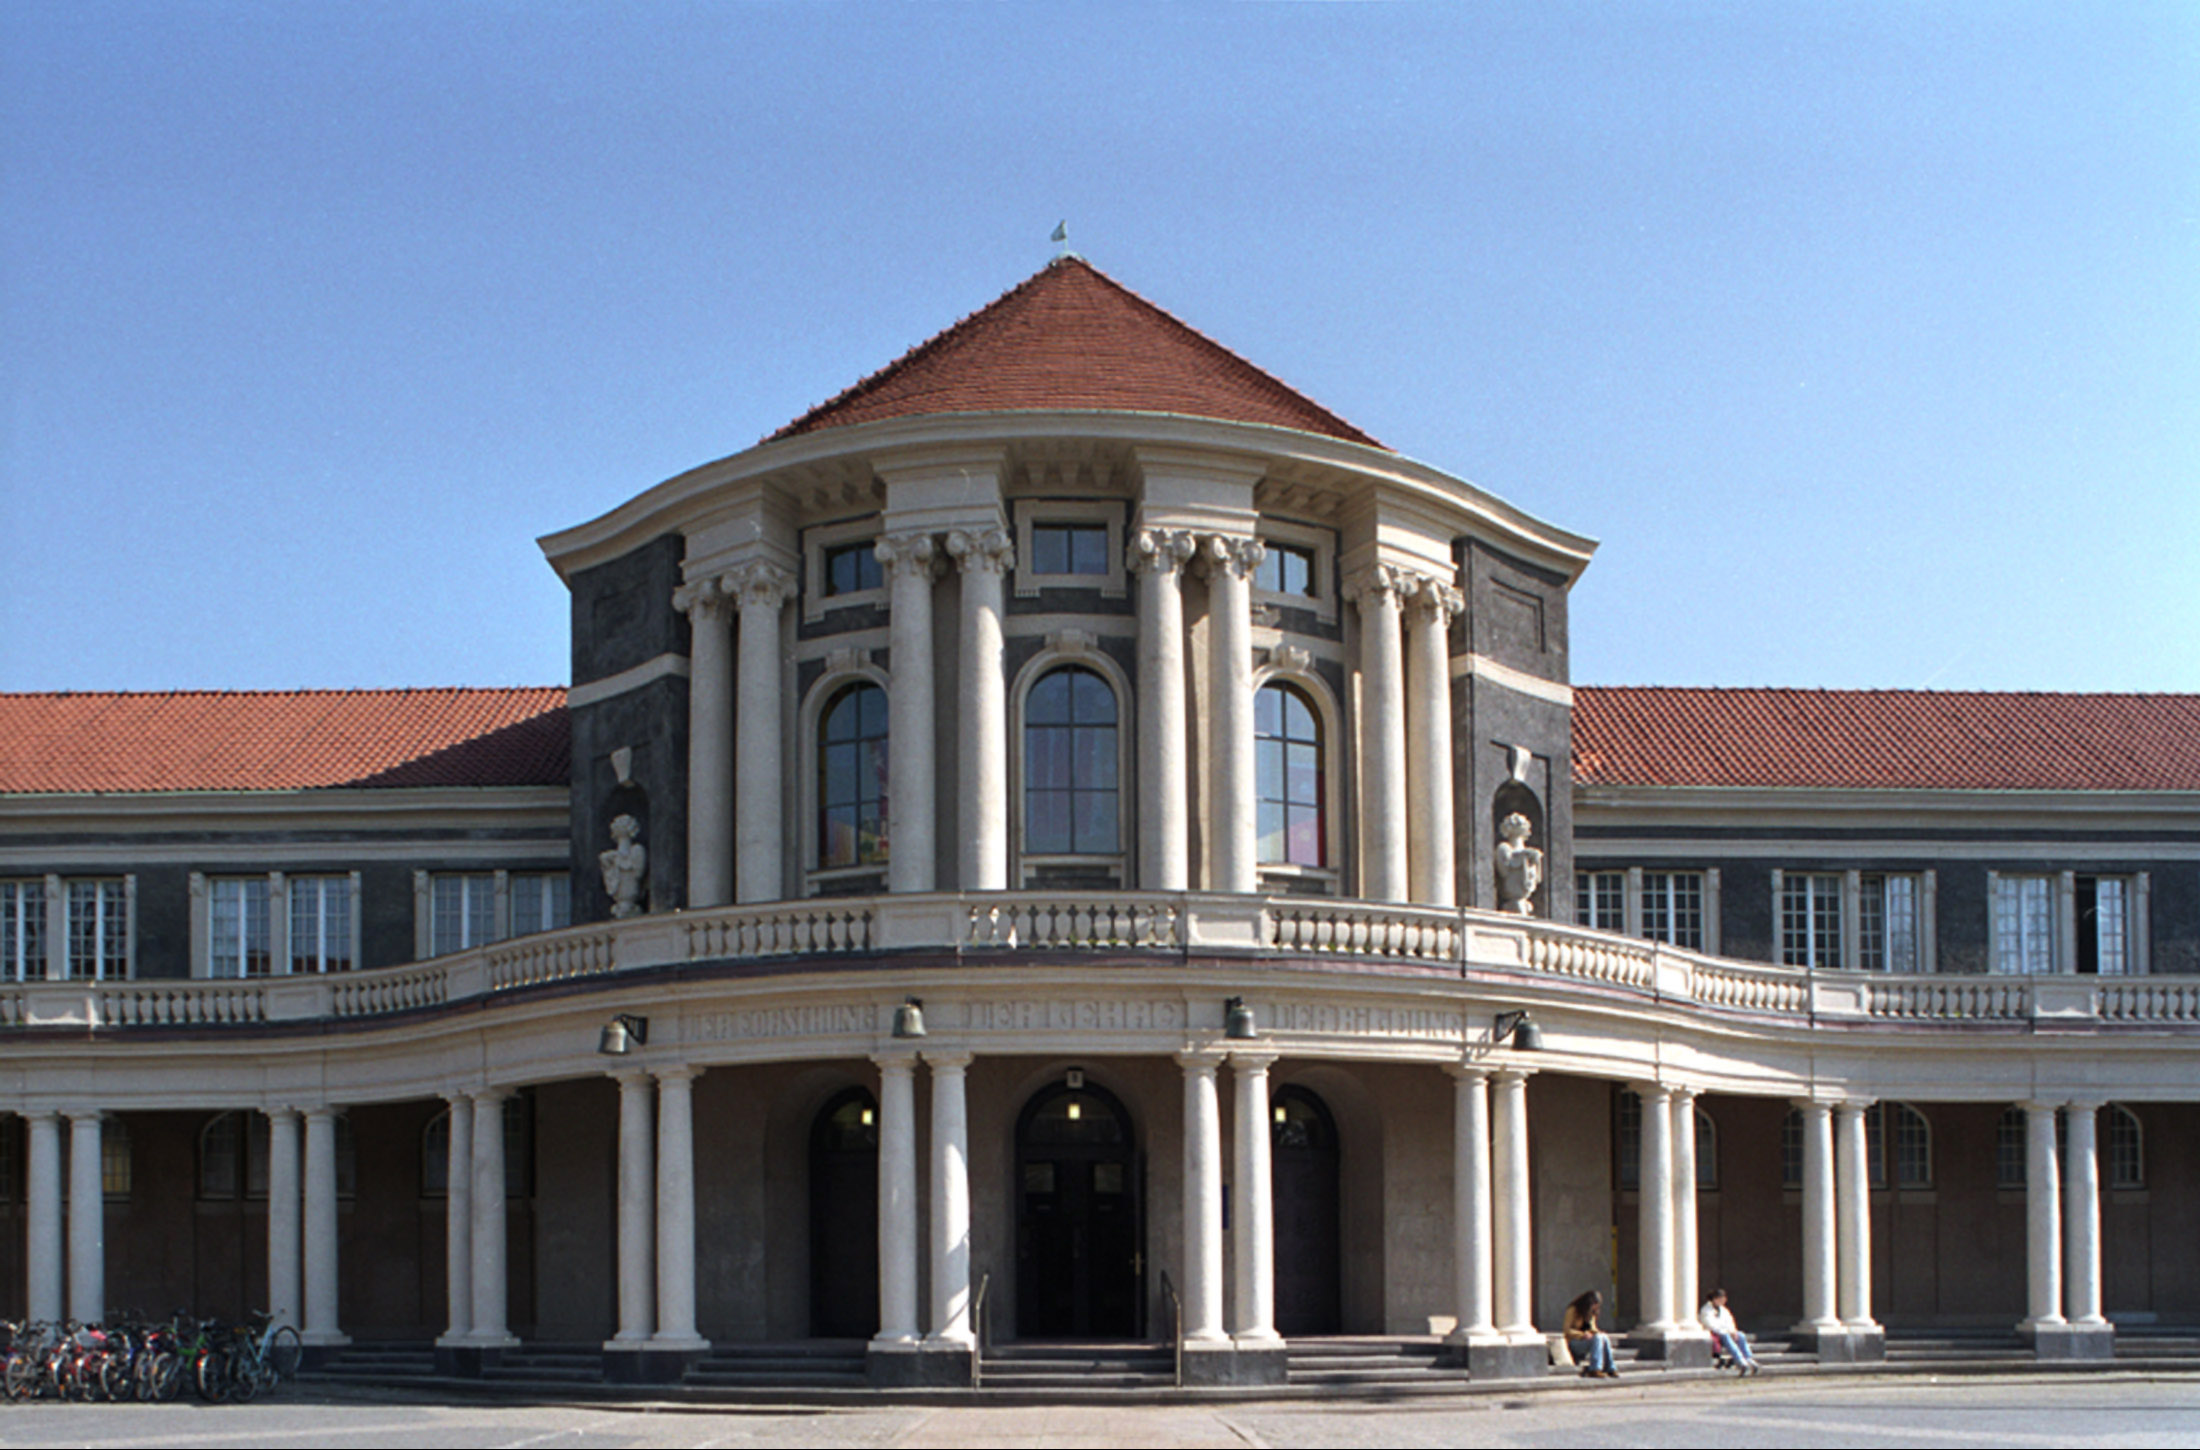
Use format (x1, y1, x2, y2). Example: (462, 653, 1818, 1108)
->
(3, 259, 2197, 1385)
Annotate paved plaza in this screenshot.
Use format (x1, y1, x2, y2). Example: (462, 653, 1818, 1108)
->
(0, 1375, 2196, 1449)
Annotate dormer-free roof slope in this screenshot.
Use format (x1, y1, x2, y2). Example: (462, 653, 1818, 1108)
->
(769, 256, 1384, 449)
(1575, 687, 2200, 793)
(0, 688, 569, 794)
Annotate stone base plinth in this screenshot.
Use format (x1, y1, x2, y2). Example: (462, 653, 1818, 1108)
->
(603, 1342, 707, 1384)
(1626, 1326, 1714, 1366)
(1181, 1340, 1287, 1386)
(434, 1338, 517, 1378)
(867, 1341, 973, 1388)
(2025, 1323, 2116, 1360)
(1790, 1325, 1885, 1363)
(1438, 1335, 1547, 1380)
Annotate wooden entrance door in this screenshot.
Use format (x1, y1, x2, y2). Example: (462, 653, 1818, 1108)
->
(1016, 1081, 1141, 1338)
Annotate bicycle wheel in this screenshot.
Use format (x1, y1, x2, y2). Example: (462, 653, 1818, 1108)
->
(3, 1351, 33, 1402)
(193, 1350, 227, 1403)
(267, 1325, 302, 1382)
(99, 1354, 131, 1402)
(150, 1351, 184, 1403)
(227, 1352, 258, 1404)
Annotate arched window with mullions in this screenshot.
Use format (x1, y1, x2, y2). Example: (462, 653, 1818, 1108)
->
(1256, 683, 1324, 867)
(819, 683, 889, 869)
(1024, 666, 1119, 856)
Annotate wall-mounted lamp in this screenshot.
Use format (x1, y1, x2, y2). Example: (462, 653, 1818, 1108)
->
(1493, 1010, 1542, 1052)
(598, 1013, 649, 1056)
(1066, 1067, 1085, 1090)
(892, 998, 927, 1039)
(1225, 996, 1256, 1040)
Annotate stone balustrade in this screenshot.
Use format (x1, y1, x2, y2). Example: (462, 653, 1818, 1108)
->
(0, 892, 2195, 1032)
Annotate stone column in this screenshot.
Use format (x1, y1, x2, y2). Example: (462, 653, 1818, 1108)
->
(1634, 1083, 1678, 1333)
(730, 561, 795, 905)
(2022, 1100, 2066, 1334)
(1203, 535, 1263, 893)
(1794, 1100, 1840, 1337)
(653, 1067, 706, 1349)
(1491, 1069, 1536, 1337)
(948, 527, 1013, 891)
(1178, 1050, 1227, 1342)
(2063, 1102, 2106, 1329)
(303, 1107, 347, 1345)
(1835, 1101, 1877, 1331)
(1229, 1052, 1279, 1344)
(24, 1112, 63, 1323)
(610, 1070, 655, 1344)
(674, 577, 734, 909)
(439, 1093, 473, 1343)
(1671, 1089, 1700, 1324)
(469, 1089, 516, 1346)
(67, 1110, 103, 1324)
(1345, 564, 1410, 903)
(873, 1054, 921, 1347)
(925, 1051, 974, 1345)
(1445, 1066, 1497, 1343)
(1405, 577, 1462, 907)
(877, 533, 939, 894)
(1130, 529, 1194, 890)
(266, 1107, 302, 1332)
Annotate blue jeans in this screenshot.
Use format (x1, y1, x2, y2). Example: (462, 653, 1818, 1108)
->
(1575, 1332, 1615, 1372)
(1712, 1329, 1755, 1366)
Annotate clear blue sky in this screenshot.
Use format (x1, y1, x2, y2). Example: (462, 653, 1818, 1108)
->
(4, 2, 2195, 694)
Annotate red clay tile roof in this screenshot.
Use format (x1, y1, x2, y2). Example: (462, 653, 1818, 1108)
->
(0, 688, 569, 794)
(1575, 687, 2200, 792)
(768, 256, 1384, 448)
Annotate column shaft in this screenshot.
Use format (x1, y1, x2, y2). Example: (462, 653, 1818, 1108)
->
(1179, 1052, 1226, 1341)
(927, 1052, 974, 1344)
(874, 1055, 920, 1345)
(470, 1091, 513, 1344)
(67, 1112, 103, 1324)
(1405, 584, 1460, 906)
(1132, 531, 1192, 890)
(654, 1068, 704, 1347)
(1835, 1102, 1876, 1328)
(2024, 1101, 2066, 1329)
(1492, 1070, 1536, 1336)
(1448, 1068, 1496, 1340)
(266, 1108, 302, 1331)
(1205, 537, 1261, 893)
(1796, 1101, 1839, 1332)
(679, 581, 734, 909)
(303, 1108, 345, 1344)
(1230, 1055, 1278, 1342)
(613, 1071, 655, 1343)
(879, 535, 937, 894)
(950, 529, 1012, 890)
(441, 1094, 473, 1342)
(1349, 566, 1409, 903)
(2063, 1104, 2105, 1326)
(1635, 1084, 1677, 1331)
(24, 1113, 62, 1323)
(732, 564, 793, 905)
(1670, 1091, 1700, 1324)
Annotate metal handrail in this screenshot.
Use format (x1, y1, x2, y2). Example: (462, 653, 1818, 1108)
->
(1157, 1268, 1183, 1388)
(970, 1271, 990, 1389)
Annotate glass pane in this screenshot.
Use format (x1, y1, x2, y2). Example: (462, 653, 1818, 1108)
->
(1075, 725, 1117, 788)
(1255, 684, 1282, 737)
(1031, 527, 1067, 575)
(1286, 742, 1320, 806)
(1257, 799, 1286, 862)
(825, 742, 857, 807)
(1283, 689, 1316, 741)
(1027, 792, 1070, 855)
(1028, 673, 1070, 725)
(1286, 806, 1322, 866)
(1073, 790, 1116, 853)
(1070, 526, 1108, 575)
(858, 683, 887, 738)
(1028, 726, 1070, 790)
(1071, 669, 1114, 723)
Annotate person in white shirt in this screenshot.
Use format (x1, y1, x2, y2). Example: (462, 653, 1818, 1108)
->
(1700, 1287, 1759, 1374)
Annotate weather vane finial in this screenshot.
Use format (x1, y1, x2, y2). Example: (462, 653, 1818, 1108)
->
(1051, 220, 1072, 261)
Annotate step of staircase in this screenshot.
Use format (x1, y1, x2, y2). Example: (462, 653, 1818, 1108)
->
(1286, 1338, 1452, 1386)
(686, 1341, 869, 1389)
(482, 1343, 606, 1384)
(310, 1341, 438, 1379)
(979, 1342, 1176, 1391)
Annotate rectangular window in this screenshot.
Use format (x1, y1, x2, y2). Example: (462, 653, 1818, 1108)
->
(2077, 875, 2130, 975)
(1641, 872, 1704, 950)
(509, 873, 570, 936)
(1255, 543, 1317, 597)
(1, 880, 44, 981)
(1780, 873, 1842, 968)
(1857, 873, 1920, 972)
(431, 873, 497, 956)
(1029, 524, 1108, 577)
(1576, 871, 1623, 931)
(289, 876, 354, 974)
(1993, 875, 2056, 974)
(822, 541, 882, 596)
(207, 877, 272, 978)
(66, 879, 128, 980)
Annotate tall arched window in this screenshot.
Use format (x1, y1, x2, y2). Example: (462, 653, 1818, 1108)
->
(819, 683, 888, 869)
(1024, 667, 1118, 855)
(1255, 683, 1323, 866)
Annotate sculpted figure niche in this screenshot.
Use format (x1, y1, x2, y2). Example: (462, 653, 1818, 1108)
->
(600, 813, 648, 918)
(1495, 811, 1543, 916)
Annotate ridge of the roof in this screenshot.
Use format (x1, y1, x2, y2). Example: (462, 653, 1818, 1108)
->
(765, 256, 1384, 449)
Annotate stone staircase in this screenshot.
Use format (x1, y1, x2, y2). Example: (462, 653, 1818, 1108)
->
(481, 1342, 607, 1385)
(1286, 1338, 1453, 1388)
(1882, 1328, 2035, 1367)
(976, 1341, 1178, 1392)
(310, 1340, 437, 1381)
(684, 1341, 870, 1391)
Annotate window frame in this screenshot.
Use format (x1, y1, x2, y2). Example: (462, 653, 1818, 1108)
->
(801, 515, 887, 623)
(1250, 671, 1337, 884)
(1, 879, 47, 982)
(801, 666, 893, 890)
(1250, 516, 1339, 624)
(1013, 499, 1126, 599)
(1987, 870, 2148, 975)
(1012, 648, 1133, 885)
(63, 876, 132, 981)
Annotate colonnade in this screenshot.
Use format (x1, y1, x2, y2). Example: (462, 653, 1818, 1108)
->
(2020, 1099, 2110, 1342)
(676, 527, 1468, 908)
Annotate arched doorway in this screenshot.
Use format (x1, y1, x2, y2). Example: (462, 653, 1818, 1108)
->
(808, 1087, 879, 1338)
(1272, 1085, 1342, 1335)
(1016, 1079, 1142, 1338)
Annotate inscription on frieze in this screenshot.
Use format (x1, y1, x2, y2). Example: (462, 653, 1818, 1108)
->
(970, 999, 1184, 1033)
(692, 1003, 872, 1042)
(1260, 1003, 1462, 1039)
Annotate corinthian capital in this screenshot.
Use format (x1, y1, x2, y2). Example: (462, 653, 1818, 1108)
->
(1341, 562, 1411, 606)
(945, 525, 1015, 575)
(873, 531, 940, 581)
(672, 575, 731, 622)
(1126, 528, 1198, 576)
(725, 560, 796, 611)
(1200, 532, 1266, 580)
(1407, 575, 1465, 626)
